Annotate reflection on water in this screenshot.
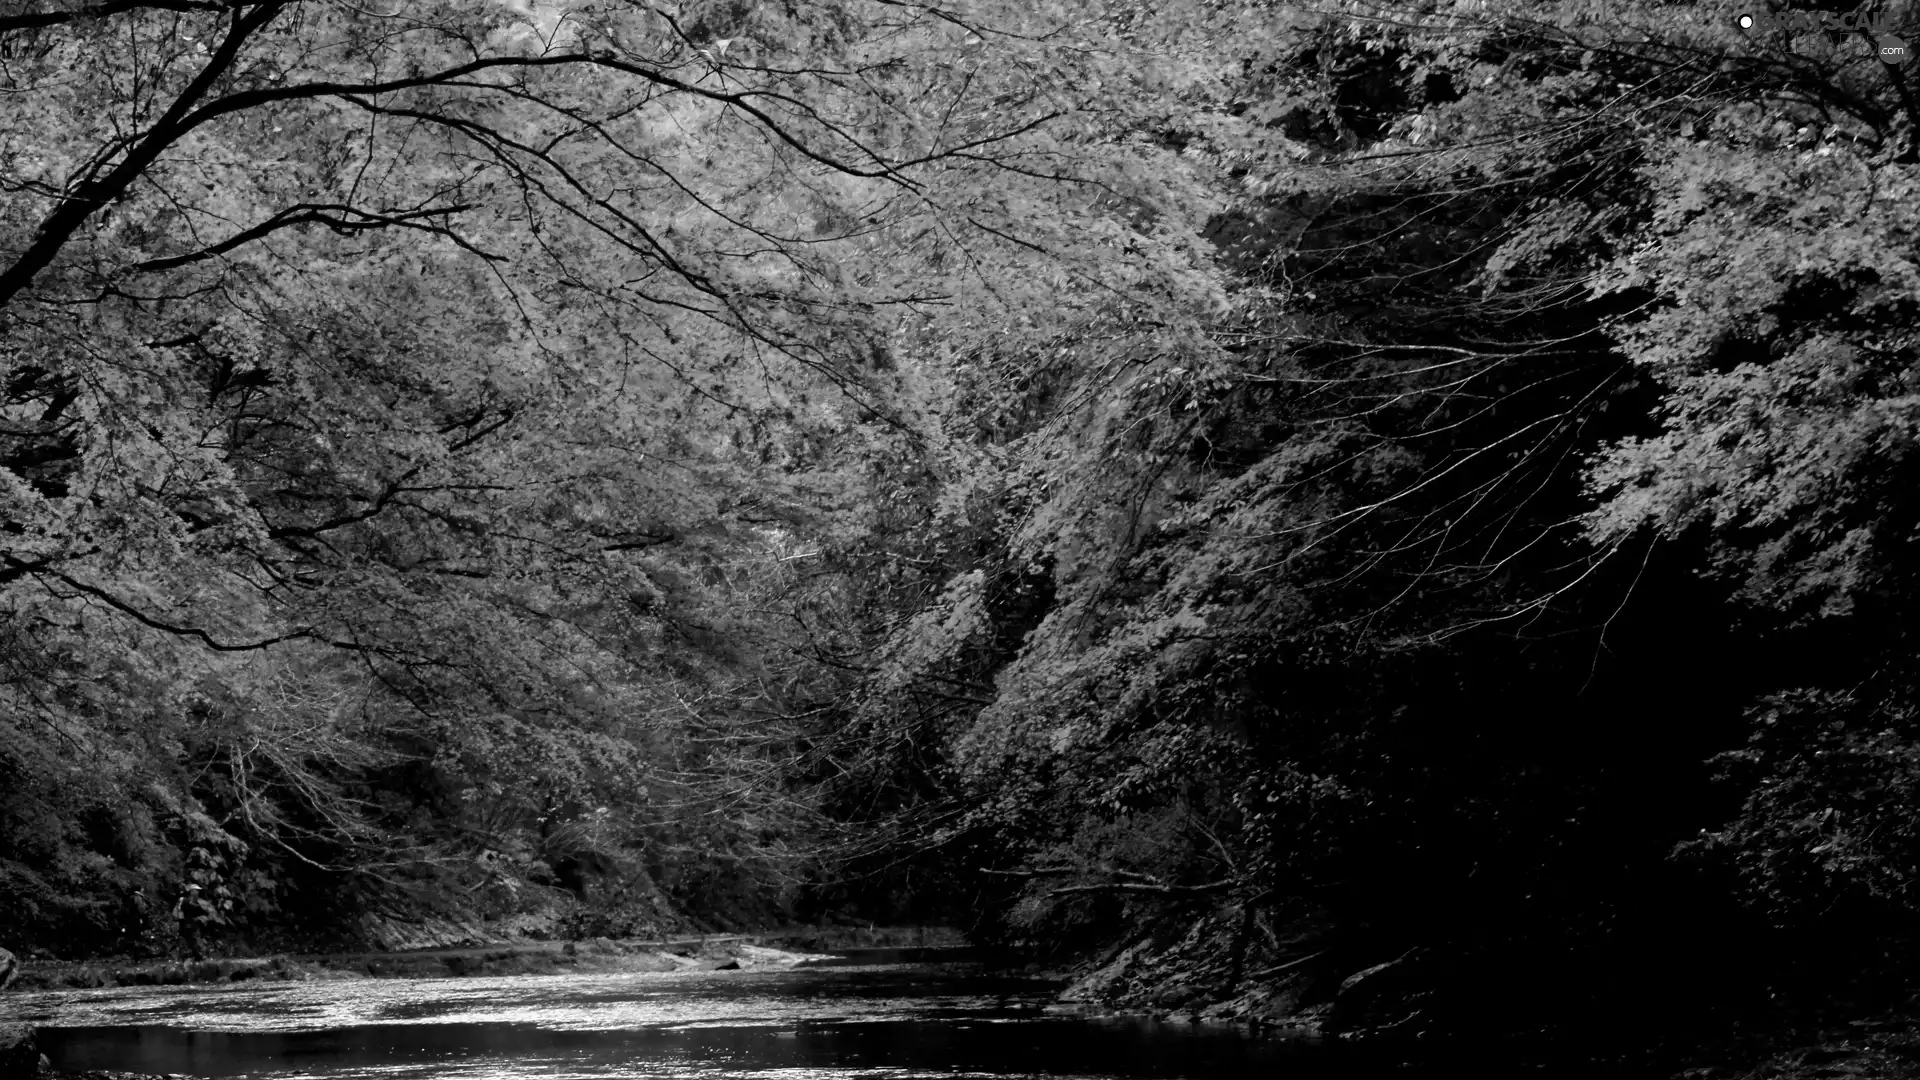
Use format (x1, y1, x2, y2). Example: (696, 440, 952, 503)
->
(21, 963, 1326, 1080)
(19, 966, 1044, 1033)
(40, 1016, 1310, 1080)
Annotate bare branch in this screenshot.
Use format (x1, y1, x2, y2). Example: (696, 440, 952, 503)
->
(1048, 880, 1238, 897)
(0, 0, 239, 34)
(0, 0, 289, 308)
(124, 202, 496, 274)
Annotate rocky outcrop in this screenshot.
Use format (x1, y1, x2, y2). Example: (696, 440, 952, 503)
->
(0, 949, 17, 991)
(1058, 942, 1147, 1004)
(1323, 947, 1434, 1037)
(357, 914, 498, 952)
(1053, 906, 1338, 1028)
(1044, 906, 1464, 1040)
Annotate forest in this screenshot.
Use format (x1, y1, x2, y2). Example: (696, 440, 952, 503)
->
(3, 0, 1919, 1062)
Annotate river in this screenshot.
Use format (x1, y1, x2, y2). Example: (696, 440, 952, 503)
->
(2, 951, 1594, 1080)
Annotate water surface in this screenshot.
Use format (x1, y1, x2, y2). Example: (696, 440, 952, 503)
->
(15, 961, 1322, 1080)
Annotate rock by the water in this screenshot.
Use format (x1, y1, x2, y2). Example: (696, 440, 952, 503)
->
(1337, 954, 1407, 995)
(0, 949, 16, 991)
(1058, 943, 1144, 1003)
(1327, 948, 1433, 1036)
(0, 1024, 40, 1080)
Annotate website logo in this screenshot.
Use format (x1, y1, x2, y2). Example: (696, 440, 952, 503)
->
(1736, 5, 1912, 65)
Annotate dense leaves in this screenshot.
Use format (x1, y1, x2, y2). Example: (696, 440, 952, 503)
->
(806, 0, 1920, 1042)
(9, 0, 1920, 1052)
(0, 0, 1179, 951)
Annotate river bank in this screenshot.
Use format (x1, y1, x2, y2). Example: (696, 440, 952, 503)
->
(1022, 905, 1920, 1080)
(6, 925, 968, 992)
(15, 921, 1920, 1080)
(5, 958, 1262, 1080)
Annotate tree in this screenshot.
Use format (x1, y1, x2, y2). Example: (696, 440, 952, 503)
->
(822, 0, 1920, 1040)
(1578, 0, 1920, 1000)
(0, 0, 1202, 951)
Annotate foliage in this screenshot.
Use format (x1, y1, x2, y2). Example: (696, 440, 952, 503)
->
(1683, 690, 1920, 933)
(10, 0, 1920, 1050)
(811, 0, 1920, 1039)
(0, 0, 1177, 953)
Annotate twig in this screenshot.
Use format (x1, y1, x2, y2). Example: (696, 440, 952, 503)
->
(1047, 880, 1236, 897)
(1247, 950, 1327, 979)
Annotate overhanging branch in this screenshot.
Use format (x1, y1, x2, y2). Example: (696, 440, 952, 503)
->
(124, 202, 496, 274)
(0, 0, 239, 33)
